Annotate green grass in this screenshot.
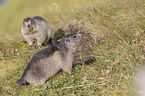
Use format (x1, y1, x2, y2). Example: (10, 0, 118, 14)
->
(0, 0, 145, 95)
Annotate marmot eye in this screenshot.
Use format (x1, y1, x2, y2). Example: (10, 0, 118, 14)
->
(73, 35, 76, 38)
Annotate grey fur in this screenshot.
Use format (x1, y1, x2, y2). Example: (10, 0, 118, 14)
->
(134, 67, 145, 96)
(21, 16, 54, 46)
(17, 33, 82, 86)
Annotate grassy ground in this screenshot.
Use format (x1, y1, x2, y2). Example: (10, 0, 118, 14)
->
(0, 0, 145, 95)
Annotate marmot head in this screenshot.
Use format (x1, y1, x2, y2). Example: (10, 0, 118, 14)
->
(60, 33, 82, 51)
(22, 17, 36, 32)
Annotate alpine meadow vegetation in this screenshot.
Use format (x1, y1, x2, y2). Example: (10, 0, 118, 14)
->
(0, 0, 144, 95)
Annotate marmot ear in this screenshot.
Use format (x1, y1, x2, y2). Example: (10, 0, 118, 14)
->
(22, 21, 25, 25)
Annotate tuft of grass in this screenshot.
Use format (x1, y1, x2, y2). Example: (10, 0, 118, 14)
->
(0, 0, 144, 95)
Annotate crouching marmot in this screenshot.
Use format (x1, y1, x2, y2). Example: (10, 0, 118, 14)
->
(17, 33, 82, 86)
(21, 16, 56, 47)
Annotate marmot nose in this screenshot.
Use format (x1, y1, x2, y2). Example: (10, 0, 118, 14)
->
(27, 25, 30, 28)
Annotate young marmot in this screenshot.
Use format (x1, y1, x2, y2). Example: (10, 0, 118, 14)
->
(17, 33, 82, 86)
(21, 16, 56, 47)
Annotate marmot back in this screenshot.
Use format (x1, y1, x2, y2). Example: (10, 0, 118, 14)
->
(17, 33, 82, 86)
(33, 16, 47, 22)
(21, 16, 56, 47)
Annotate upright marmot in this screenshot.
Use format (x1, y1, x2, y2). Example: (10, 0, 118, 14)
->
(21, 16, 56, 47)
(17, 33, 82, 86)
